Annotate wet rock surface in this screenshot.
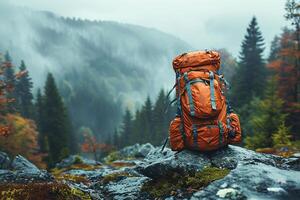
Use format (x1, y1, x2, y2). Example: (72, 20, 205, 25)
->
(1, 145, 300, 199)
(0, 154, 53, 183)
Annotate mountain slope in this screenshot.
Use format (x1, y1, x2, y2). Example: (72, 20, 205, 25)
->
(0, 2, 191, 138)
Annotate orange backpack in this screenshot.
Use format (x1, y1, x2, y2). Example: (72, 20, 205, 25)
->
(169, 50, 242, 151)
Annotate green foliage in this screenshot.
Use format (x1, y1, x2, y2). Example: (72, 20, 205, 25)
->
(272, 122, 292, 148)
(3, 51, 17, 113)
(245, 77, 287, 149)
(37, 73, 74, 167)
(231, 17, 267, 108)
(141, 167, 230, 198)
(116, 89, 176, 148)
(15, 60, 34, 119)
(74, 155, 84, 164)
(104, 151, 122, 164)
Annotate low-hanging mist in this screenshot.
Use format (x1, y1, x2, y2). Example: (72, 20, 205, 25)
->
(0, 2, 192, 138)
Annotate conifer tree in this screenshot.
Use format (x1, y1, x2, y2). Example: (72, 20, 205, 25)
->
(43, 73, 71, 167)
(152, 89, 167, 145)
(245, 77, 287, 149)
(15, 60, 34, 118)
(119, 108, 133, 147)
(35, 89, 47, 152)
(139, 96, 153, 143)
(231, 17, 267, 108)
(3, 51, 17, 113)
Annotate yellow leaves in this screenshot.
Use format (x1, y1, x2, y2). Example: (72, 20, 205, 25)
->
(0, 114, 46, 168)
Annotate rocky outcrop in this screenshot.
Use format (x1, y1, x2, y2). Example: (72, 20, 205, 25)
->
(0, 153, 53, 183)
(1, 145, 300, 200)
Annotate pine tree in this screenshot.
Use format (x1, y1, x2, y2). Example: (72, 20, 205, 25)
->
(43, 73, 71, 167)
(35, 89, 47, 153)
(231, 17, 267, 108)
(245, 77, 287, 149)
(152, 89, 172, 145)
(15, 60, 34, 118)
(3, 51, 17, 113)
(139, 96, 153, 143)
(119, 108, 133, 147)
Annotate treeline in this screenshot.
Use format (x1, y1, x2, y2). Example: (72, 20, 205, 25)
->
(230, 0, 299, 150)
(0, 52, 75, 168)
(116, 0, 300, 151)
(114, 90, 176, 148)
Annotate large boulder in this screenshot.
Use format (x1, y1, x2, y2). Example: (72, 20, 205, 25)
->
(0, 154, 53, 183)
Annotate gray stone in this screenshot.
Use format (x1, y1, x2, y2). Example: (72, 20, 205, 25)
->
(0, 151, 10, 169)
(105, 177, 150, 200)
(11, 155, 39, 171)
(191, 162, 300, 200)
(136, 147, 210, 179)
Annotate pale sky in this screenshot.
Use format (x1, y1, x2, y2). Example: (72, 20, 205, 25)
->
(9, 0, 287, 58)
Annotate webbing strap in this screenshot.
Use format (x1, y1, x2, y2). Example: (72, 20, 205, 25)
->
(184, 72, 195, 116)
(209, 71, 217, 110)
(176, 72, 186, 146)
(218, 121, 224, 146)
(176, 73, 182, 115)
(179, 123, 186, 144)
(192, 124, 198, 149)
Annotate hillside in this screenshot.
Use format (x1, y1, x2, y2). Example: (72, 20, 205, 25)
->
(0, 2, 191, 138)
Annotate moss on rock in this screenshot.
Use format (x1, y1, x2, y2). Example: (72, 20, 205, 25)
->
(141, 167, 230, 198)
(0, 182, 91, 200)
(101, 172, 135, 184)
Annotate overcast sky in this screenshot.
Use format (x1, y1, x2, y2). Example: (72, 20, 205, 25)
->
(9, 0, 287, 58)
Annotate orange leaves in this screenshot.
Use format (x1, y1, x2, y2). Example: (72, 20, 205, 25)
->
(80, 129, 114, 160)
(0, 114, 46, 168)
(0, 52, 27, 137)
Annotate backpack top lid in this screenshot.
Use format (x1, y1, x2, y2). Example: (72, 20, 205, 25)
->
(172, 50, 220, 71)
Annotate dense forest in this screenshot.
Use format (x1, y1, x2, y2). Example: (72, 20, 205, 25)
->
(0, 0, 299, 170)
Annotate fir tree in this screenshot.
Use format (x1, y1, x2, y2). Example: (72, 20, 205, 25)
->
(15, 60, 34, 118)
(35, 89, 47, 152)
(140, 96, 154, 143)
(231, 17, 267, 108)
(245, 77, 287, 149)
(43, 73, 71, 167)
(119, 108, 133, 147)
(152, 89, 167, 145)
(3, 51, 17, 113)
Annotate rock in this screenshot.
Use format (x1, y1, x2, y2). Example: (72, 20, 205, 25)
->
(105, 177, 150, 199)
(119, 143, 155, 158)
(0, 169, 15, 183)
(138, 143, 155, 157)
(55, 155, 101, 169)
(0, 154, 54, 183)
(283, 157, 300, 171)
(11, 155, 39, 171)
(292, 153, 300, 158)
(209, 145, 279, 169)
(192, 162, 300, 200)
(0, 151, 10, 169)
(216, 188, 246, 200)
(136, 147, 210, 179)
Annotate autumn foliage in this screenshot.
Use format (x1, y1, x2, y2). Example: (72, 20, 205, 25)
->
(0, 114, 46, 168)
(80, 128, 114, 161)
(0, 53, 26, 137)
